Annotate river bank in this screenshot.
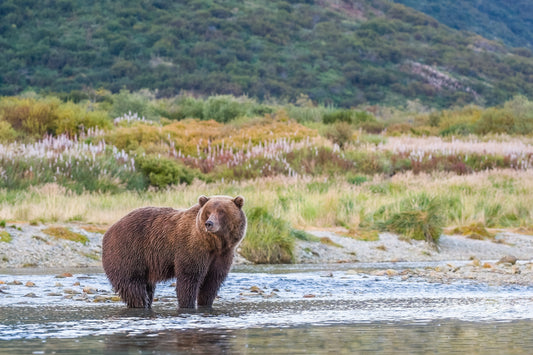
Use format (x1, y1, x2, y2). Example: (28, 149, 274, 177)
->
(1, 223, 532, 286)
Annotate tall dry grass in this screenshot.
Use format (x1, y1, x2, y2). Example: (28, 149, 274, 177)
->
(1, 170, 532, 230)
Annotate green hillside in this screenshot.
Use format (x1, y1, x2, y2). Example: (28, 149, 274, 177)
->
(1, 0, 532, 107)
(393, 0, 533, 50)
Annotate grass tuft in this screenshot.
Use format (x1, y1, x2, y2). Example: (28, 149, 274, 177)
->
(377, 193, 444, 245)
(239, 207, 294, 264)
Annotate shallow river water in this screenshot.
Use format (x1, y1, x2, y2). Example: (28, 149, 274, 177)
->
(1, 263, 533, 354)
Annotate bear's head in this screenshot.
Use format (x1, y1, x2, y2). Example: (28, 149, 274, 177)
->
(196, 195, 246, 245)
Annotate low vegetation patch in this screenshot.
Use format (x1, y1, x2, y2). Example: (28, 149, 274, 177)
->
(319, 237, 343, 248)
(451, 222, 495, 240)
(291, 229, 321, 242)
(80, 225, 108, 234)
(0, 230, 12, 243)
(343, 229, 380, 242)
(42, 227, 89, 245)
(239, 207, 294, 264)
(81, 252, 101, 261)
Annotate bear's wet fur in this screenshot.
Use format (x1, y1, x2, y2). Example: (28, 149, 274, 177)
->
(102, 195, 246, 309)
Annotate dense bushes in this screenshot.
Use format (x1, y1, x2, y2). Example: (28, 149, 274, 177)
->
(162, 95, 255, 123)
(323, 109, 377, 125)
(1, 92, 533, 195)
(474, 96, 533, 135)
(430, 96, 533, 136)
(0, 96, 111, 139)
(136, 155, 195, 188)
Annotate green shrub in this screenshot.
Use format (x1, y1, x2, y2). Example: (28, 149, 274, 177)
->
(109, 90, 159, 121)
(0, 96, 111, 139)
(439, 122, 474, 136)
(286, 105, 328, 123)
(0, 96, 60, 137)
(250, 104, 274, 117)
(323, 109, 376, 126)
(323, 109, 353, 124)
(59, 90, 90, 103)
(0, 121, 18, 142)
(347, 174, 368, 185)
(136, 155, 195, 188)
(203, 95, 248, 123)
(172, 96, 206, 120)
(353, 111, 377, 125)
(239, 206, 294, 264)
(359, 121, 385, 133)
(54, 102, 111, 136)
(324, 122, 354, 149)
(377, 193, 444, 244)
(474, 108, 515, 135)
(504, 95, 533, 134)
(163, 95, 258, 122)
(429, 111, 441, 127)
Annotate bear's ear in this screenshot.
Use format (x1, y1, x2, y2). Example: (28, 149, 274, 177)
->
(233, 196, 244, 209)
(199, 195, 209, 207)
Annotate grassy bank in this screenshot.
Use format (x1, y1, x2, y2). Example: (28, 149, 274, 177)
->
(1, 170, 532, 262)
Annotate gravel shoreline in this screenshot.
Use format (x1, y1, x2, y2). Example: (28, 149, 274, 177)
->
(1, 223, 532, 286)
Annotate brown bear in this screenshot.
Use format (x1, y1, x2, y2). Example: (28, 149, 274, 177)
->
(102, 195, 246, 309)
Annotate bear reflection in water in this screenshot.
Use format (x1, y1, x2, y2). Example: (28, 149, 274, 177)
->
(102, 195, 247, 309)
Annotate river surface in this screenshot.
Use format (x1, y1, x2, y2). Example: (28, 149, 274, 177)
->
(1, 263, 533, 354)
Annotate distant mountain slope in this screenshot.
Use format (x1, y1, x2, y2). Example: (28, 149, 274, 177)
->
(0, 0, 532, 107)
(393, 0, 533, 50)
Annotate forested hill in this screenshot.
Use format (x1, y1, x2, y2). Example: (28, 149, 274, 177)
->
(392, 0, 533, 50)
(1, 0, 532, 108)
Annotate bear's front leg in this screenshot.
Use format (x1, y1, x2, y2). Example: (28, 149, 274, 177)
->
(197, 254, 233, 308)
(175, 271, 202, 308)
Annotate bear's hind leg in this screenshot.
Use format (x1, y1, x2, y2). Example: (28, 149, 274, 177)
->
(117, 281, 151, 308)
(146, 282, 156, 308)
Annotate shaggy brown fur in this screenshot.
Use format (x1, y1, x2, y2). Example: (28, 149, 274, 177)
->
(102, 195, 246, 309)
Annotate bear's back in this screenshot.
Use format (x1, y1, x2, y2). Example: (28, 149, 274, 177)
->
(102, 206, 197, 254)
(106, 206, 176, 237)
